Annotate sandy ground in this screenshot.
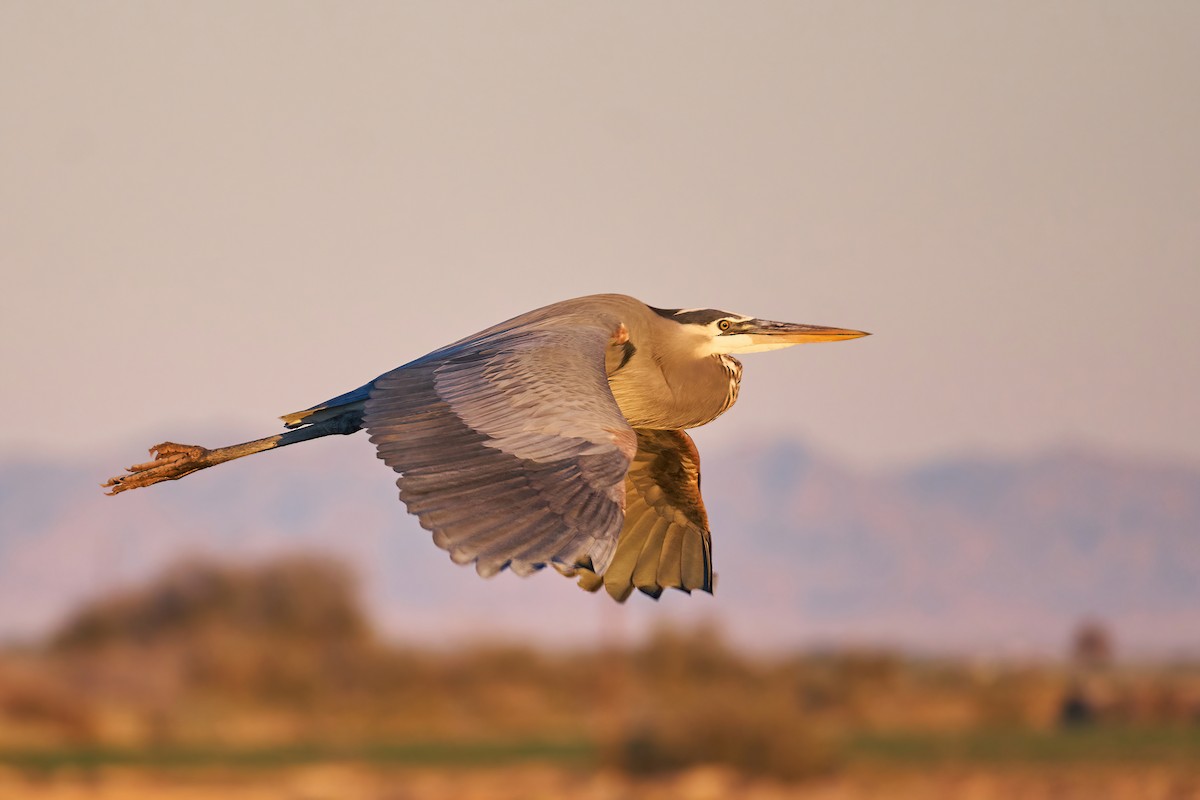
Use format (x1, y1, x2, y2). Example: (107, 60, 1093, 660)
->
(1, 763, 1198, 800)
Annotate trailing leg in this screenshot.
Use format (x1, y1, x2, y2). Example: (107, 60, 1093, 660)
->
(103, 413, 361, 495)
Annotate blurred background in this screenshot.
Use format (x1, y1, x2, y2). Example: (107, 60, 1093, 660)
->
(2, 2, 1198, 797)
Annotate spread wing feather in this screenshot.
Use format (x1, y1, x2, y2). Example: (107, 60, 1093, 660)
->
(577, 428, 713, 601)
(363, 320, 638, 579)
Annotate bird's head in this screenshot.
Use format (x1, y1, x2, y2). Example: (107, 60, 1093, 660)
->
(651, 306, 869, 356)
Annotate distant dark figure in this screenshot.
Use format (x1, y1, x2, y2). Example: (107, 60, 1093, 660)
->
(1058, 682, 1096, 727)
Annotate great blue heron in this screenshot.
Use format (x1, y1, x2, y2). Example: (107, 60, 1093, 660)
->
(104, 294, 867, 601)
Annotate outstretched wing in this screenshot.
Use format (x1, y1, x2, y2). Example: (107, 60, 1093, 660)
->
(363, 319, 638, 579)
(578, 428, 713, 601)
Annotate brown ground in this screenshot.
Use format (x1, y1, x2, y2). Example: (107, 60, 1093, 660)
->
(2, 763, 1199, 800)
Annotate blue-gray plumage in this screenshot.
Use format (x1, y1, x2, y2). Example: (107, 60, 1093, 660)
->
(104, 294, 867, 601)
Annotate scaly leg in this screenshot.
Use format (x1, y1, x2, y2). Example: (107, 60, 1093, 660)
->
(103, 437, 280, 495)
(103, 415, 361, 495)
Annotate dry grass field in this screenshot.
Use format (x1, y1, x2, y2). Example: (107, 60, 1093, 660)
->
(1, 763, 1198, 800)
(2, 557, 1197, 799)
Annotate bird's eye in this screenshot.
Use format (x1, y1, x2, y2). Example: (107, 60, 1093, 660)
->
(717, 319, 732, 332)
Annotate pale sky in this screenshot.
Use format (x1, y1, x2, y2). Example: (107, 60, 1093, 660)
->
(3, 2, 1198, 469)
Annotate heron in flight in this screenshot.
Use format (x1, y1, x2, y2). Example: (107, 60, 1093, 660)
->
(104, 294, 867, 601)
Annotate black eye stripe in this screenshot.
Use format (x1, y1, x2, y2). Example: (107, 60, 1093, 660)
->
(649, 306, 734, 325)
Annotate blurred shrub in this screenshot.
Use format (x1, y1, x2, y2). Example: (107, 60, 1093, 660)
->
(1070, 619, 1115, 669)
(604, 624, 839, 781)
(46, 556, 380, 711)
(52, 555, 368, 649)
(0, 662, 95, 744)
(612, 696, 838, 781)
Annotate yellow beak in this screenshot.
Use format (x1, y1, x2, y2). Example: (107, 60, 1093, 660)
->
(747, 320, 871, 344)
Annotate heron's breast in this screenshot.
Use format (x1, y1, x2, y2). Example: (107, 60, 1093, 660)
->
(607, 354, 741, 429)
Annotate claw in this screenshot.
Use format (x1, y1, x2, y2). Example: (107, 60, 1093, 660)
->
(102, 441, 213, 495)
(104, 428, 303, 497)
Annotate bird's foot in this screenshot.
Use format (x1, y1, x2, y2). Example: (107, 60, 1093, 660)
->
(102, 442, 213, 495)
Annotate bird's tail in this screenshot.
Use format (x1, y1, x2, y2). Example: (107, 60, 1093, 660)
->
(280, 382, 373, 429)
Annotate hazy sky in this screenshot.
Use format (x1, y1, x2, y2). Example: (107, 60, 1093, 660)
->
(4, 2, 1198, 469)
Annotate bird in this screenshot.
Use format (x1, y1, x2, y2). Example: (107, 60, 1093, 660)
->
(104, 294, 867, 601)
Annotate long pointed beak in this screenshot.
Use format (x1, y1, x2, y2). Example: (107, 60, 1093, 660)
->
(747, 320, 871, 344)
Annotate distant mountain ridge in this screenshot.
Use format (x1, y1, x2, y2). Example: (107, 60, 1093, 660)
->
(2, 435, 1197, 656)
